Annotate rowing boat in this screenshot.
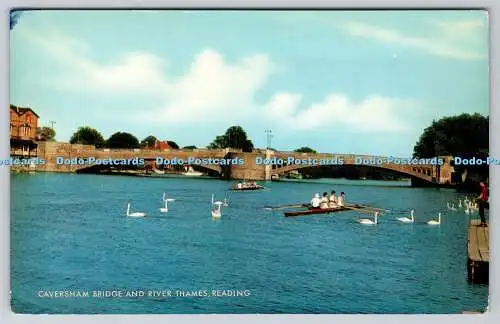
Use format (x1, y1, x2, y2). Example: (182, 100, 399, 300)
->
(284, 207, 351, 217)
(231, 185, 264, 191)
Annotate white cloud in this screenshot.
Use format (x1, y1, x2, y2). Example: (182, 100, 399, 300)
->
(15, 28, 169, 94)
(436, 18, 487, 40)
(265, 92, 303, 118)
(86, 53, 169, 93)
(263, 93, 415, 132)
(344, 19, 487, 61)
(158, 49, 273, 122)
(15, 27, 415, 133)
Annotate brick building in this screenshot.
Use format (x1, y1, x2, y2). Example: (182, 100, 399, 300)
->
(148, 140, 174, 150)
(10, 104, 39, 157)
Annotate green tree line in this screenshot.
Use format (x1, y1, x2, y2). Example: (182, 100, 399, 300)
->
(68, 125, 256, 151)
(413, 113, 488, 158)
(413, 113, 489, 187)
(69, 127, 182, 149)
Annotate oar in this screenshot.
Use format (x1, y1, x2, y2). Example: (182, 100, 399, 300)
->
(345, 203, 389, 212)
(343, 205, 385, 215)
(263, 203, 309, 210)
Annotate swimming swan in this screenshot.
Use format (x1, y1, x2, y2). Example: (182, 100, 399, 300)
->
(126, 202, 146, 217)
(397, 209, 415, 223)
(358, 212, 378, 225)
(427, 212, 441, 225)
(159, 197, 175, 213)
(211, 194, 223, 218)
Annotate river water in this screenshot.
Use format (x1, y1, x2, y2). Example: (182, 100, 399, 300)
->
(10, 173, 488, 314)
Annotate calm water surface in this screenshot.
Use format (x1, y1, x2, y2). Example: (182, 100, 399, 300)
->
(11, 173, 488, 313)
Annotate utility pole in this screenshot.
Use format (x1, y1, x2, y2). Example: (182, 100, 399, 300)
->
(265, 129, 273, 150)
(48, 121, 56, 129)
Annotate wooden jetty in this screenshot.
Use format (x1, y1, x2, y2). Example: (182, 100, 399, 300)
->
(467, 219, 489, 284)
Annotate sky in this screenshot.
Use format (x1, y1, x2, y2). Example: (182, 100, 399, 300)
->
(10, 10, 489, 156)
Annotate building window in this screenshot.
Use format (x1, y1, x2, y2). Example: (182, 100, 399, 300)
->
(10, 124, 13, 135)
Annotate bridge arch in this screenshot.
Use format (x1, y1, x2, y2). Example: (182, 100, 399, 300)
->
(75, 159, 223, 176)
(271, 161, 436, 183)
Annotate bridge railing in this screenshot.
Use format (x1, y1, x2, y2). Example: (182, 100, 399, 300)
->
(275, 151, 382, 157)
(271, 152, 416, 163)
(93, 148, 231, 154)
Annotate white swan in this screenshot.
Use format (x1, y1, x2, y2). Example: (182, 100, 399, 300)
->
(223, 197, 229, 207)
(212, 201, 223, 218)
(159, 197, 176, 213)
(211, 194, 223, 218)
(427, 212, 441, 225)
(358, 212, 378, 225)
(458, 200, 462, 208)
(397, 209, 415, 223)
(447, 202, 456, 211)
(126, 202, 146, 217)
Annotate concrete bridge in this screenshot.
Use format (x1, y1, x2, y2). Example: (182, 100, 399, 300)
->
(24, 141, 454, 186)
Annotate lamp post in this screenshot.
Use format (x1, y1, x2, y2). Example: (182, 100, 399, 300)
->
(265, 129, 273, 150)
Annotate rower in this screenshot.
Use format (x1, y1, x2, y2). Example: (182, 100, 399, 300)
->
(320, 192, 329, 209)
(328, 190, 337, 208)
(310, 193, 321, 209)
(337, 192, 345, 207)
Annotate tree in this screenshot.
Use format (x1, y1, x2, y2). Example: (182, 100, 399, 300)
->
(70, 126, 105, 148)
(208, 135, 226, 149)
(167, 141, 179, 149)
(106, 132, 140, 149)
(413, 113, 489, 158)
(183, 145, 197, 149)
(207, 126, 254, 152)
(413, 113, 489, 188)
(140, 135, 157, 148)
(295, 146, 317, 153)
(37, 127, 56, 141)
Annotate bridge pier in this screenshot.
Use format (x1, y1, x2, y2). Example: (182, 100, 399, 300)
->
(264, 149, 274, 181)
(226, 152, 266, 180)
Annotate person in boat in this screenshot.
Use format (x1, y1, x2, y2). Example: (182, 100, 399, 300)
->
(310, 193, 321, 209)
(328, 190, 338, 208)
(320, 192, 330, 209)
(337, 192, 345, 207)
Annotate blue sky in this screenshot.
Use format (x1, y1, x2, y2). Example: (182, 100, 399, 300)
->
(10, 10, 489, 156)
